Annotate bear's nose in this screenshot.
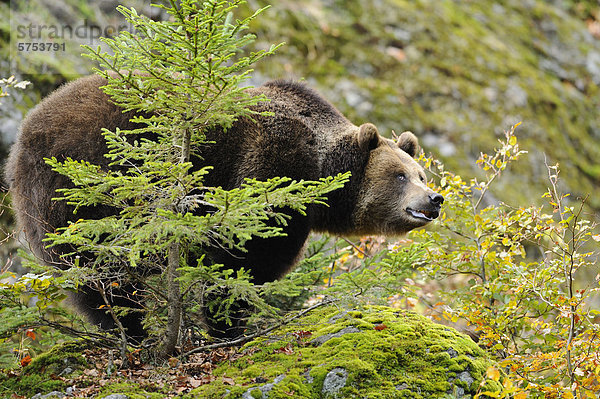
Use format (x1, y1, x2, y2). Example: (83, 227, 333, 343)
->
(429, 193, 444, 206)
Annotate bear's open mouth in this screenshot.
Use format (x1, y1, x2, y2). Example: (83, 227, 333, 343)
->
(406, 207, 439, 222)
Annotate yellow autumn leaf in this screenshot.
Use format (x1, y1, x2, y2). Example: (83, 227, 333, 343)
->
(514, 392, 527, 399)
(338, 253, 350, 264)
(509, 136, 517, 146)
(486, 366, 500, 382)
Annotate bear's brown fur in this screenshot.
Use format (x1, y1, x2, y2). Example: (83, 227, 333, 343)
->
(5, 76, 443, 338)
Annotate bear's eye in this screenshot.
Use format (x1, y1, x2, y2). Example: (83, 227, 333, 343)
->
(397, 173, 407, 182)
(420, 175, 425, 183)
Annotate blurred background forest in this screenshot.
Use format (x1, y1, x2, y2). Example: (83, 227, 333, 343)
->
(3, 0, 600, 239)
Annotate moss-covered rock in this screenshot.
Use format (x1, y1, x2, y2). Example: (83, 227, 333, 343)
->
(0, 340, 91, 397)
(96, 383, 166, 399)
(187, 306, 500, 399)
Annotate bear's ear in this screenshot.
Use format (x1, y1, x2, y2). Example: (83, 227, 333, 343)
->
(397, 131, 419, 158)
(357, 123, 380, 152)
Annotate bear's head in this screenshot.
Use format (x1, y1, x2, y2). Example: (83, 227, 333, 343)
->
(353, 123, 444, 235)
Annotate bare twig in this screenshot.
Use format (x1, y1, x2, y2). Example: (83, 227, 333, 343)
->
(182, 296, 338, 357)
(340, 237, 371, 259)
(95, 281, 130, 366)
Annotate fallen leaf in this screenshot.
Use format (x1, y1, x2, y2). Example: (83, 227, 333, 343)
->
(486, 366, 500, 382)
(176, 375, 188, 384)
(189, 377, 204, 388)
(200, 375, 216, 384)
(223, 376, 235, 386)
(374, 324, 388, 331)
(25, 329, 36, 341)
(292, 330, 312, 340)
(168, 357, 179, 368)
(273, 343, 294, 355)
(83, 368, 99, 377)
(176, 386, 188, 394)
(20, 355, 32, 367)
(386, 46, 406, 62)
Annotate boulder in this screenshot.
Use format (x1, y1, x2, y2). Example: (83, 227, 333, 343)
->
(190, 306, 501, 398)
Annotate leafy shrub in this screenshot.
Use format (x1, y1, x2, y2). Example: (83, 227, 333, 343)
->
(410, 125, 600, 398)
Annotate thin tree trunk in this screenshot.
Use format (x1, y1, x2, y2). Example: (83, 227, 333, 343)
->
(160, 126, 192, 358)
(160, 242, 182, 358)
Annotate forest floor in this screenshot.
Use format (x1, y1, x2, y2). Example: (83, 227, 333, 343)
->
(6, 342, 247, 398)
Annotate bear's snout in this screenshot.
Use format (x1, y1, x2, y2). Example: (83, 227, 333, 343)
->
(429, 193, 444, 206)
(405, 191, 443, 223)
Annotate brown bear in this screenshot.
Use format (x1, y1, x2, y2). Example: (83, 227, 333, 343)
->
(4, 76, 443, 338)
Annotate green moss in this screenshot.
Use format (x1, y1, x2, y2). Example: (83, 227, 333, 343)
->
(0, 340, 90, 397)
(98, 382, 166, 399)
(189, 306, 501, 398)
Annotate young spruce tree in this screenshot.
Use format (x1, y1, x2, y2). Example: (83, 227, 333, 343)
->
(43, 0, 348, 357)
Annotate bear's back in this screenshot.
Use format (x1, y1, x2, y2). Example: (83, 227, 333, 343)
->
(5, 75, 141, 263)
(4, 77, 358, 264)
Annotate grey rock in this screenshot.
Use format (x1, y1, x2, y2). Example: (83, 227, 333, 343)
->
(447, 370, 476, 398)
(446, 348, 458, 358)
(31, 392, 64, 399)
(40, 0, 78, 25)
(310, 326, 361, 346)
(586, 51, 600, 84)
(303, 368, 314, 384)
(321, 367, 348, 398)
(456, 370, 475, 385)
(327, 311, 349, 323)
(336, 79, 373, 115)
(387, 26, 411, 43)
(421, 133, 457, 157)
(505, 81, 528, 108)
(103, 395, 129, 399)
(242, 374, 285, 399)
(395, 383, 409, 390)
(539, 58, 570, 80)
(491, 3, 505, 15)
(395, 383, 421, 393)
(483, 86, 498, 103)
(454, 386, 466, 398)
